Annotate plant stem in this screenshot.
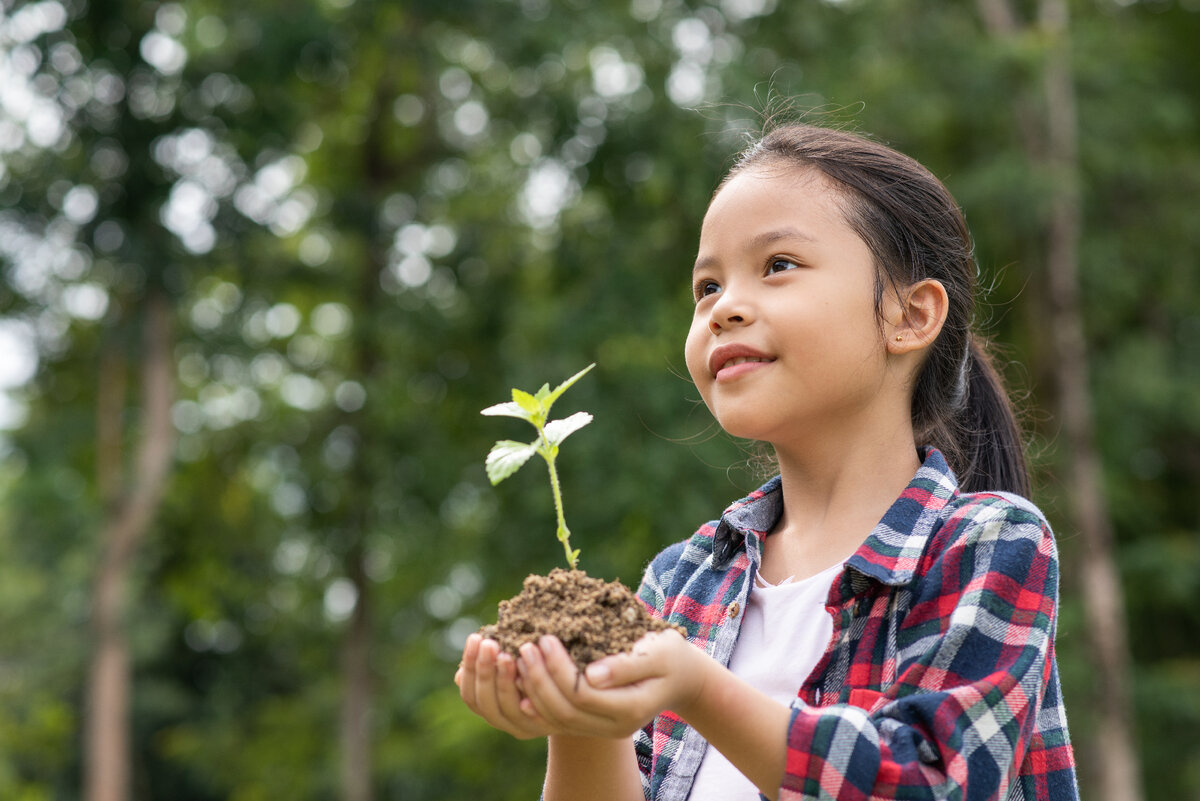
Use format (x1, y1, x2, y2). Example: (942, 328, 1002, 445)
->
(540, 436, 576, 570)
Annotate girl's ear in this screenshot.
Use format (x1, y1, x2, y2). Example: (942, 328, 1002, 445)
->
(887, 279, 949, 354)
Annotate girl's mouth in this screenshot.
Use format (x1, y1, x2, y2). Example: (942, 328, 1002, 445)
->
(720, 356, 770, 371)
(709, 345, 775, 381)
(709, 344, 774, 379)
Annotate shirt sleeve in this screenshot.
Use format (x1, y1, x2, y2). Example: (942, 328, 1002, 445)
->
(778, 502, 1073, 801)
(631, 543, 681, 798)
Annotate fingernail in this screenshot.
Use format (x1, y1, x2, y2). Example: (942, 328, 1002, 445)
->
(586, 662, 611, 687)
(519, 642, 536, 662)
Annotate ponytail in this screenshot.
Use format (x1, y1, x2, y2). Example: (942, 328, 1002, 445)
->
(950, 338, 1031, 497)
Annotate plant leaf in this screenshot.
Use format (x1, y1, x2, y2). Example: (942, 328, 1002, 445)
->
(480, 401, 532, 420)
(485, 440, 538, 484)
(511, 388, 541, 416)
(542, 411, 593, 447)
(540, 363, 596, 413)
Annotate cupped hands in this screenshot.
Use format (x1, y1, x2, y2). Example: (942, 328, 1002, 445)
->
(455, 628, 710, 740)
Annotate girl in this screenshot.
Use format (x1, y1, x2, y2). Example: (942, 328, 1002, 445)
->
(456, 123, 1079, 801)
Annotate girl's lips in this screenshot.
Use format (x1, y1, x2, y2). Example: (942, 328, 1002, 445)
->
(714, 358, 772, 382)
(708, 344, 775, 381)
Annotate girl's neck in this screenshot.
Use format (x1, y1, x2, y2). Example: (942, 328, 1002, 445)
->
(758, 423, 921, 584)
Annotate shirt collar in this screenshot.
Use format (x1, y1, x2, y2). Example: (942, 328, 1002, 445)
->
(710, 448, 959, 585)
(711, 475, 783, 568)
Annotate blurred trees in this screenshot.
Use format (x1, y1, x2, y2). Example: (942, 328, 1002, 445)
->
(0, 1, 1197, 800)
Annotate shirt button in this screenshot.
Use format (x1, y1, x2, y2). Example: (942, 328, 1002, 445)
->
(727, 601, 741, 619)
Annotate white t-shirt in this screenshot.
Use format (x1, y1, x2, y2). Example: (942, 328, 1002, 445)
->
(687, 561, 844, 801)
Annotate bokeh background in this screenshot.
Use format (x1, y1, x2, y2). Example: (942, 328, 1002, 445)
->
(0, 0, 1197, 799)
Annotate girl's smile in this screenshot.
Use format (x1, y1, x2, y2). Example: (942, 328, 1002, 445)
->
(709, 343, 775, 382)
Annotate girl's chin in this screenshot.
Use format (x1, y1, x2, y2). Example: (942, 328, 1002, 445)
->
(712, 413, 778, 443)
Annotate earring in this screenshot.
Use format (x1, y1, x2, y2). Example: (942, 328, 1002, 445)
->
(894, 335, 903, 342)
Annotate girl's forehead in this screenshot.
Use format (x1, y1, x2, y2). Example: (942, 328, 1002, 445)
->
(703, 166, 845, 229)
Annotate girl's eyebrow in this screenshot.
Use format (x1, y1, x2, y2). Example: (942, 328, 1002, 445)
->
(692, 227, 816, 276)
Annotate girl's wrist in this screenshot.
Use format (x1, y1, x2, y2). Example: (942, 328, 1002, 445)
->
(671, 643, 718, 722)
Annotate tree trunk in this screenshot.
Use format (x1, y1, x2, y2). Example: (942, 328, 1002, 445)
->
(976, 2, 1143, 799)
(1038, 3, 1142, 799)
(340, 547, 373, 801)
(84, 291, 175, 801)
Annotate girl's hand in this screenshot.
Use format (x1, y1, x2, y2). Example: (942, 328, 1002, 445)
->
(455, 633, 557, 740)
(515, 628, 712, 739)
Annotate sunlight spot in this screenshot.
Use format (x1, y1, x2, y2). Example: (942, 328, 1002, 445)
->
(264, 302, 301, 338)
(393, 94, 425, 126)
(517, 158, 579, 231)
(6, 1, 68, 44)
(394, 254, 432, 287)
(590, 46, 644, 98)
(334, 380, 366, 412)
(279, 373, 326, 410)
(720, 0, 777, 21)
(61, 185, 99, 225)
(453, 100, 489, 137)
(298, 231, 332, 266)
(438, 67, 472, 101)
(324, 578, 358, 622)
(272, 481, 307, 517)
(0, 319, 37, 388)
(311, 302, 351, 338)
(171, 399, 204, 434)
(61, 283, 109, 320)
(140, 31, 188, 76)
(274, 538, 310, 575)
(195, 15, 228, 48)
(667, 61, 706, 107)
(630, 0, 663, 21)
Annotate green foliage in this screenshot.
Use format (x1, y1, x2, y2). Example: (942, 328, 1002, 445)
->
(0, 0, 1197, 799)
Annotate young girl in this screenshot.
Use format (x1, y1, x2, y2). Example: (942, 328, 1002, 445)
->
(456, 123, 1079, 801)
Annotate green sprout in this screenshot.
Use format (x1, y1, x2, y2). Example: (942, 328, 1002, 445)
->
(481, 363, 595, 570)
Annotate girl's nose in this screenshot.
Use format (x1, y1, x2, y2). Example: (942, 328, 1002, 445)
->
(708, 292, 750, 333)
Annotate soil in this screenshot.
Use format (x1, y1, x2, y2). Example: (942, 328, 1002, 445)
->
(479, 568, 684, 670)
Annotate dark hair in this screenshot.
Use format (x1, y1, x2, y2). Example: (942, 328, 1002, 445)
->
(724, 124, 1030, 497)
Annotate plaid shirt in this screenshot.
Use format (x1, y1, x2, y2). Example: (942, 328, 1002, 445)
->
(634, 448, 1078, 801)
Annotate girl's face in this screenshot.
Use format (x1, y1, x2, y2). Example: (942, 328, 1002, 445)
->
(684, 166, 903, 448)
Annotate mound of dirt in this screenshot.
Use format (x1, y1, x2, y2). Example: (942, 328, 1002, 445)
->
(479, 568, 683, 670)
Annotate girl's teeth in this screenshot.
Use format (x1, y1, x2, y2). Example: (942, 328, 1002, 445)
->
(724, 357, 766, 369)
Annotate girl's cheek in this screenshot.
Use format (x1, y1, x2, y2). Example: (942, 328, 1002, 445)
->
(683, 326, 708, 383)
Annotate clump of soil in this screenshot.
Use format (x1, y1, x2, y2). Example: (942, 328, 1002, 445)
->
(480, 568, 683, 670)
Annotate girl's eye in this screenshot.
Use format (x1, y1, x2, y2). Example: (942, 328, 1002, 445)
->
(767, 258, 798, 274)
(694, 279, 721, 301)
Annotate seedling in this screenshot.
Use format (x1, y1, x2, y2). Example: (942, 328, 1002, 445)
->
(481, 363, 595, 570)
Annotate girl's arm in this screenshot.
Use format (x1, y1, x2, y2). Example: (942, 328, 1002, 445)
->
(544, 735, 643, 801)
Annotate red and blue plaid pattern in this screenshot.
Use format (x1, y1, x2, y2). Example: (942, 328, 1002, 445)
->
(634, 448, 1078, 800)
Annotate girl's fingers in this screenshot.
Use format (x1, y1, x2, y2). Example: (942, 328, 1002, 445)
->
(470, 637, 504, 722)
(536, 636, 588, 693)
(457, 633, 482, 706)
(585, 630, 682, 689)
(517, 638, 587, 726)
(466, 638, 551, 737)
(493, 652, 526, 721)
